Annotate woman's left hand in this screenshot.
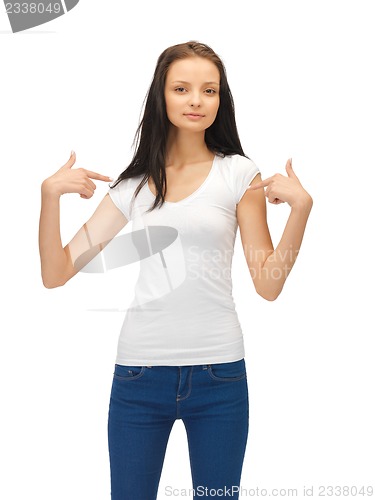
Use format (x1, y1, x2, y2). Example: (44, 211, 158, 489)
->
(248, 158, 313, 209)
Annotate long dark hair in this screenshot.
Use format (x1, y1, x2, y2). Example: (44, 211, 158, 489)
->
(110, 40, 246, 214)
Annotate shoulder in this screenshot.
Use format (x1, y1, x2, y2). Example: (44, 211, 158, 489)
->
(232, 154, 258, 169)
(218, 154, 261, 205)
(110, 175, 140, 190)
(218, 153, 258, 174)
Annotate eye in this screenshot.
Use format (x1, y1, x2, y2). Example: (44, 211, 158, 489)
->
(175, 87, 187, 93)
(204, 88, 217, 95)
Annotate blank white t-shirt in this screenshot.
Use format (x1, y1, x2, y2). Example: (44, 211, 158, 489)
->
(108, 153, 260, 366)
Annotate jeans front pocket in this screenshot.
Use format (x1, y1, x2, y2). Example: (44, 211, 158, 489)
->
(113, 364, 146, 381)
(207, 358, 247, 382)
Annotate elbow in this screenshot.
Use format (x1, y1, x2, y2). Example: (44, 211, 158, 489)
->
(255, 285, 282, 302)
(43, 281, 60, 289)
(41, 273, 68, 289)
(257, 291, 280, 302)
(42, 279, 64, 289)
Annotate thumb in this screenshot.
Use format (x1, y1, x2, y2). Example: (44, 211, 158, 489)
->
(62, 150, 76, 169)
(285, 158, 299, 180)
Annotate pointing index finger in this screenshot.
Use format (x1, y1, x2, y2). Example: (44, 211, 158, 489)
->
(85, 170, 113, 182)
(247, 177, 271, 190)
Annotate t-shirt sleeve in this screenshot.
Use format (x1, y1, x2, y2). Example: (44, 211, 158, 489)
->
(232, 155, 261, 204)
(107, 178, 132, 221)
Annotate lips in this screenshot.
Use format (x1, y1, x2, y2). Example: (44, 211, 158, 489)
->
(184, 113, 205, 117)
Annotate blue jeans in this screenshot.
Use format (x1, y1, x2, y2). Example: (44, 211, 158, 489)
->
(107, 358, 249, 499)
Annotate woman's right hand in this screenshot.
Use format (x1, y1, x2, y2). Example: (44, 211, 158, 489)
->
(41, 151, 113, 199)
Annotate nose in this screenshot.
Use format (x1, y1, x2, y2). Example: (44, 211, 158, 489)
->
(188, 90, 201, 107)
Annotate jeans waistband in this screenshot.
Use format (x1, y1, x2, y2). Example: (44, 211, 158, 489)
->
(143, 359, 244, 370)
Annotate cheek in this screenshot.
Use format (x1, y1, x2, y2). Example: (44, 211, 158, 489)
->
(209, 98, 220, 118)
(165, 94, 180, 117)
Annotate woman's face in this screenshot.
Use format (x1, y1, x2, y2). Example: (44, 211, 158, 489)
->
(164, 56, 220, 133)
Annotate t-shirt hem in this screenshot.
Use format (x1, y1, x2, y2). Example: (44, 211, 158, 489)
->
(115, 352, 246, 366)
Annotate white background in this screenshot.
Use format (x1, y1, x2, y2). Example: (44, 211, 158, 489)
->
(1, 0, 374, 498)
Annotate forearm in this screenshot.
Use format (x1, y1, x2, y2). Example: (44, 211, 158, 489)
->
(257, 198, 313, 300)
(38, 184, 69, 288)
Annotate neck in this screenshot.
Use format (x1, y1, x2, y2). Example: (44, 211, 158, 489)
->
(165, 126, 213, 167)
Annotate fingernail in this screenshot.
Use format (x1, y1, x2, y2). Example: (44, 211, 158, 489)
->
(71, 150, 75, 156)
(109, 177, 114, 182)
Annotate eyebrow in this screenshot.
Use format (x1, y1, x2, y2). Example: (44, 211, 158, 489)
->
(171, 80, 220, 86)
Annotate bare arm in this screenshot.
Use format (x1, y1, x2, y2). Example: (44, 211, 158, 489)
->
(39, 188, 68, 288)
(237, 159, 313, 301)
(38, 152, 127, 288)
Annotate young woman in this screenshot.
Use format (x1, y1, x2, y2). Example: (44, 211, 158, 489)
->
(39, 41, 313, 500)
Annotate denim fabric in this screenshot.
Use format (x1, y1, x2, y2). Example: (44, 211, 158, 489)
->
(107, 358, 249, 499)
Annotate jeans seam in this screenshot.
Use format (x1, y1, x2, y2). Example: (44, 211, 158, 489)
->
(176, 367, 193, 402)
(183, 421, 197, 491)
(113, 366, 146, 381)
(207, 368, 246, 382)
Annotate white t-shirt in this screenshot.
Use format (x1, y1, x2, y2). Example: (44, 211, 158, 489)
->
(108, 153, 260, 366)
